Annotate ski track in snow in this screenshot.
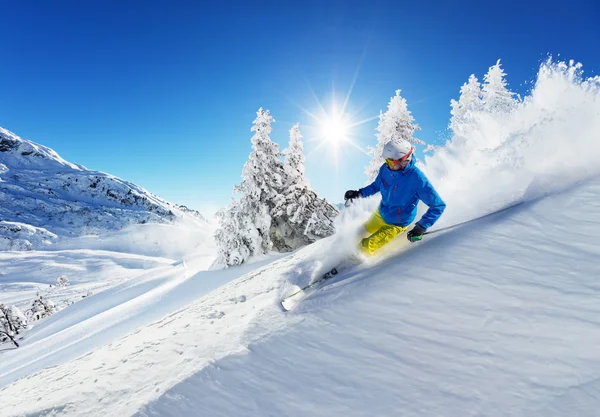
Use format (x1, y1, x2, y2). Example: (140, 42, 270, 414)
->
(1, 179, 600, 416)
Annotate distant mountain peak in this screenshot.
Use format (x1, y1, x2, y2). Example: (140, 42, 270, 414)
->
(0, 127, 84, 170)
(0, 126, 207, 250)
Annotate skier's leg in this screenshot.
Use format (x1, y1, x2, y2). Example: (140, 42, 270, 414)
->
(341, 209, 387, 263)
(363, 209, 386, 235)
(360, 224, 409, 256)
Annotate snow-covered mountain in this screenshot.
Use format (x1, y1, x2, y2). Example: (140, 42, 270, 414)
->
(0, 127, 207, 250)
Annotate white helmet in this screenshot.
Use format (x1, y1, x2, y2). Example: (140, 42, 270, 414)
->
(382, 139, 413, 161)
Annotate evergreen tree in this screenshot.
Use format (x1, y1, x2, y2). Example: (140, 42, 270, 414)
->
(56, 275, 70, 287)
(482, 59, 517, 113)
(214, 108, 286, 266)
(214, 200, 253, 267)
(450, 74, 483, 130)
(271, 124, 338, 252)
(29, 296, 58, 321)
(303, 195, 338, 239)
(234, 108, 285, 252)
(365, 90, 422, 181)
(283, 123, 306, 187)
(1, 304, 28, 347)
(236, 108, 285, 204)
(214, 113, 339, 268)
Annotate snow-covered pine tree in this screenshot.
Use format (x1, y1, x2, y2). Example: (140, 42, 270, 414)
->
(213, 200, 253, 267)
(365, 90, 423, 182)
(235, 108, 286, 253)
(283, 123, 305, 187)
(9, 305, 28, 331)
(482, 59, 517, 113)
(273, 188, 338, 248)
(214, 117, 340, 266)
(56, 275, 69, 287)
(214, 108, 286, 266)
(302, 195, 338, 239)
(270, 124, 338, 251)
(29, 295, 58, 321)
(450, 74, 483, 130)
(0, 304, 28, 347)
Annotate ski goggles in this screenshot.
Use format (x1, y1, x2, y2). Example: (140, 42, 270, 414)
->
(385, 148, 413, 166)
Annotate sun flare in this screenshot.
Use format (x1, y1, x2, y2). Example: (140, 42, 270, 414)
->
(321, 117, 348, 146)
(295, 76, 380, 169)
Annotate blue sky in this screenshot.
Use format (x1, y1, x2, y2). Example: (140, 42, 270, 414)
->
(2, 0, 599, 216)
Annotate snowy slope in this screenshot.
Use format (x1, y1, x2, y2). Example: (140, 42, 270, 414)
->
(1, 59, 600, 416)
(2, 178, 600, 417)
(0, 248, 268, 388)
(135, 183, 600, 417)
(0, 127, 208, 249)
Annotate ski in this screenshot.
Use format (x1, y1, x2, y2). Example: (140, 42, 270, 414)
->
(280, 261, 360, 311)
(280, 267, 338, 311)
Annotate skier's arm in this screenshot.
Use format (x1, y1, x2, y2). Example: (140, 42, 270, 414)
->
(360, 169, 382, 198)
(416, 179, 446, 229)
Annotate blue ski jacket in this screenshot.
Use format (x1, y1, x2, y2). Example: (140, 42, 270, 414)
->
(360, 160, 446, 230)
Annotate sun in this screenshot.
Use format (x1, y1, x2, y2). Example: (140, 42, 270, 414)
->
(294, 74, 380, 168)
(321, 116, 348, 146)
(298, 97, 377, 164)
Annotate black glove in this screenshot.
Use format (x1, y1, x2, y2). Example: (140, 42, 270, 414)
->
(344, 189, 361, 200)
(407, 223, 426, 243)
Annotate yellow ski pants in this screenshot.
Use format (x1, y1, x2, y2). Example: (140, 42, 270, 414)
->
(360, 209, 409, 256)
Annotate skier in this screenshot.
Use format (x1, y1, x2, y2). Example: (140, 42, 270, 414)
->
(344, 139, 446, 256)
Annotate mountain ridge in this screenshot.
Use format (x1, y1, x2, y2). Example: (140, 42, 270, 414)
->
(0, 127, 206, 250)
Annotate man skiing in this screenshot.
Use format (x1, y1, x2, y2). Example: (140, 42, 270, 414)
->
(344, 139, 446, 256)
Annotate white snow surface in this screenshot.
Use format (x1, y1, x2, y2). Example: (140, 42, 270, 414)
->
(1, 59, 600, 416)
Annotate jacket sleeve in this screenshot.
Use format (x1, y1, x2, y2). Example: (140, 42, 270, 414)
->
(416, 178, 446, 230)
(360, 167, 382, 198)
